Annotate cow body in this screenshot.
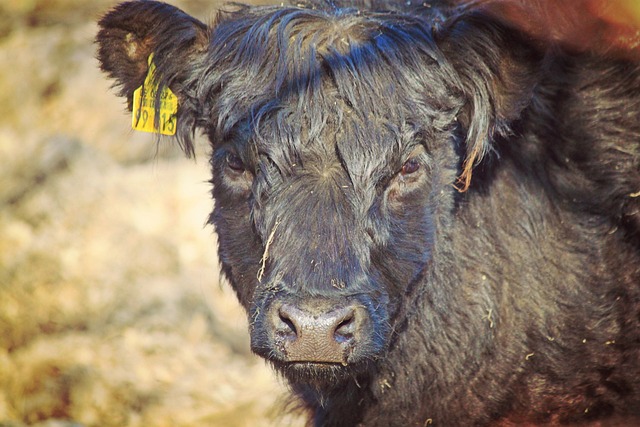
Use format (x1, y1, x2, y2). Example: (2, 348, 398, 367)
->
(97, 1, 640, 425)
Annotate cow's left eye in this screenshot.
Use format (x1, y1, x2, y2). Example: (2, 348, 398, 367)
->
(226, 152, 245, 172)
(401, 158, 420, 175)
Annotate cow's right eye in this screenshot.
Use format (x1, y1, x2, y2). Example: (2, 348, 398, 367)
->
(226, 152, 245, 172)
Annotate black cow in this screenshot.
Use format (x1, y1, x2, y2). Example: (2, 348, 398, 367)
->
(96, 1, 640, 425)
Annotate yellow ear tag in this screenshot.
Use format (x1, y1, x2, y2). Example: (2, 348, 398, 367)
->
(132, 54, 178, 135)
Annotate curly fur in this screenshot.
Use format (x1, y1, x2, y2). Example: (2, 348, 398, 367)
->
(97, 1, 640, 425)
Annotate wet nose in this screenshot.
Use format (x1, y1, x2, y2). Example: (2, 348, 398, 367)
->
(273, 301, 365, 364)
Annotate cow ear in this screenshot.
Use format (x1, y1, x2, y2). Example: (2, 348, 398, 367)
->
(436, 13, 543, 191)
(96, 0, 209, 156)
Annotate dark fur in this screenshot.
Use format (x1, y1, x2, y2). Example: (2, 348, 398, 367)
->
(96, 1, 640, 425)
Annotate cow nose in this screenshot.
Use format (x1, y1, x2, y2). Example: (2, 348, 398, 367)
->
(274, 302, 361, 364)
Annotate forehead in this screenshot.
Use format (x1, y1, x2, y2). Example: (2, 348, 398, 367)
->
(202, 5, 455, 172)
(251, 97, 418, 186)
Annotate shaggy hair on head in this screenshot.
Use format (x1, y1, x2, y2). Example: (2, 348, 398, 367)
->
(97, 1, 640, 425)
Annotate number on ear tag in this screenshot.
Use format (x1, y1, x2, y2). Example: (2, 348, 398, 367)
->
(131, 54, 178, 136)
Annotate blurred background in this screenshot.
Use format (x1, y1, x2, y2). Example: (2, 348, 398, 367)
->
(0, 0, 638, 426)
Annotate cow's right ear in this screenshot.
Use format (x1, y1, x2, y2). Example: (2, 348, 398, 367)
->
(96, 0, 209, 155)
(434, 12, 543, 191)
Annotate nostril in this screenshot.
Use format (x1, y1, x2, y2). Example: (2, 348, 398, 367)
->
(277, 309, 298, 341)
(334, 313, 356, 343)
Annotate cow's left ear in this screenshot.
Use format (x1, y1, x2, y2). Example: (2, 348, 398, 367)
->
(435, 13, 544, 191)
(96, 0, 209, 156)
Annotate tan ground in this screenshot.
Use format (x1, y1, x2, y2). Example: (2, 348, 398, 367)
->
(0, 1, 304, 426)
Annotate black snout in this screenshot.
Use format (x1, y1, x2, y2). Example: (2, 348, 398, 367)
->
(253, 296, 386, 367)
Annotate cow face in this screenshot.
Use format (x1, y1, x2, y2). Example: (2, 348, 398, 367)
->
(97, 0, 539, 388)
(201, 9, 467, 386)
(208, 71, 463, 385)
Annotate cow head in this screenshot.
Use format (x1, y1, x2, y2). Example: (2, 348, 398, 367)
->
(97, 0, 540, 389)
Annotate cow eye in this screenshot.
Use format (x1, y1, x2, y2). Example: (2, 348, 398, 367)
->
(401, 158, 420, 175)
(226, 152, 245, 172)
